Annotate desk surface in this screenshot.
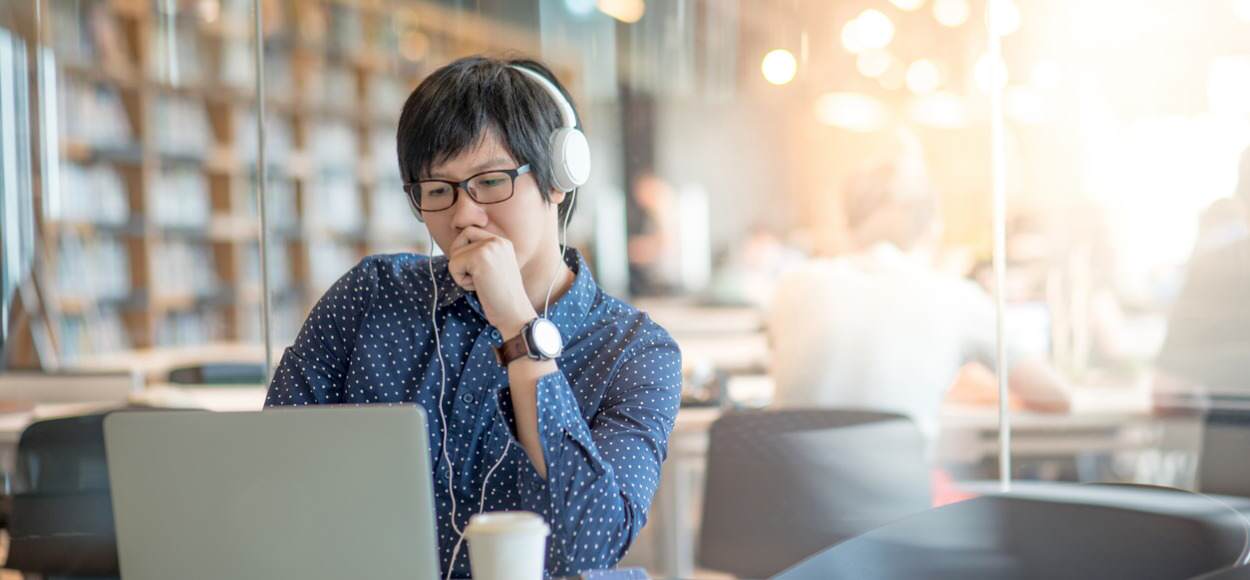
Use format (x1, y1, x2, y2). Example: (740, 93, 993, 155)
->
(72, 342, 278, 383)
(0, 401, 126, 444)
(633, 298, 763, 336)
(0, 386, 268, 445)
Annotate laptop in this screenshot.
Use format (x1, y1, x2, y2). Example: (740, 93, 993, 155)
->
(103, 405, 440, 580)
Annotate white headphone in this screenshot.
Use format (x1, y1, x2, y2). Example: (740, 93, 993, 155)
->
(508, 64, 592, 192)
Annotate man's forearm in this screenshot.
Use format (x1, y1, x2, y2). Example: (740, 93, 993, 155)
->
(1009, 359, 1072, 413)
(506, 357, 558, 478)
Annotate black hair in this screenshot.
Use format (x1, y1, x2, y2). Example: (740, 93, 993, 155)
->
(396, 55, 581, 223)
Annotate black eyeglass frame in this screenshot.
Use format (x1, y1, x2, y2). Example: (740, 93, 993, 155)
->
(402, 164, 533, 213)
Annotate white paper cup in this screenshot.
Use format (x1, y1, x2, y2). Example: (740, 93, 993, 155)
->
(464, 511, 550, 580)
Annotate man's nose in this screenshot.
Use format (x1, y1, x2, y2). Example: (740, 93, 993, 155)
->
(450, 187, 487, 230)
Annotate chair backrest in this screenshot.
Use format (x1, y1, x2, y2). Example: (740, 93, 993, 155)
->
(697, 409, 931, 579)
(1200, 405, 1250, 497)
(5, 412, 120, 577)
(774, 484, 1250, 580)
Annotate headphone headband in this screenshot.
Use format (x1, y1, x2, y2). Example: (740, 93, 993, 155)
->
(508, 63, 590, 192)
(509, 64, 579, 131)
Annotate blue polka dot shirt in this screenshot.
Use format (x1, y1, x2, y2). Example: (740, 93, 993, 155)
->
(264, 249, 683, 578)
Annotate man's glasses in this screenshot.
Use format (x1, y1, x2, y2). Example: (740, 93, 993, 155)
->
(403, 164, 532, 212)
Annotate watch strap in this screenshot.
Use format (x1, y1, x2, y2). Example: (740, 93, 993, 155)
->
(494, 326, 532, 366)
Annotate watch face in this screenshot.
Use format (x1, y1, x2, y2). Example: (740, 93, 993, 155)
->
(530, 318, 563, 358)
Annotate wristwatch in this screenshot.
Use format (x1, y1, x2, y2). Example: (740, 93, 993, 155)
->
(494, 317, 563, 366)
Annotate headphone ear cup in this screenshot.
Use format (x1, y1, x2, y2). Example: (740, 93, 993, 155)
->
(550, 127, 591, 192)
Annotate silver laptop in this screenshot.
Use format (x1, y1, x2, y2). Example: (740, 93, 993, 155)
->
(104, 405, 440, 580)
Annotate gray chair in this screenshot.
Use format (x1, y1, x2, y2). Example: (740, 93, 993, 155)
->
(1199, 404, 1250, 498)
(696, 409, 931, 579)
(3, 412, 120, 578)
(774, 483, 1250, 580)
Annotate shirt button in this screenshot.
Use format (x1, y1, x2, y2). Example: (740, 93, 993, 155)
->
(491, 329, 501, 340)
(461, 393, 474, 404)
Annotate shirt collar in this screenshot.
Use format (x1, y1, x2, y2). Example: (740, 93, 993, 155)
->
(429, 248, 598, 331)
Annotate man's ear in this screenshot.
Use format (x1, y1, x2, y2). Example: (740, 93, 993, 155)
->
(549, 188, 567, 207)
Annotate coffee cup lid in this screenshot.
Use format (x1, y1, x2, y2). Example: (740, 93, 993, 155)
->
(465, 511, 550, 537)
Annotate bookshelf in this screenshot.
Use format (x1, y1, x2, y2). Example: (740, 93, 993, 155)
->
(30, 0, 575, 364)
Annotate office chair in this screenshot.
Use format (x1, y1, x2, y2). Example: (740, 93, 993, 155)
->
(696, 409, 931, 579)
(1199, 404, 1250, 498)
(773, 483, 1250, 580)
(3, 412, 120, 578)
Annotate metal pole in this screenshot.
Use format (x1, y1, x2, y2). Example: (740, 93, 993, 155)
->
(253, 0, 273, 384)
(987, 0, 1011, 493)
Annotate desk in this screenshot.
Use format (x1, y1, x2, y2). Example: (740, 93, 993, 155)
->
(0, 402, 128, 446)
(0, 385, 266, 443)
(633, 299, 770, 377)
(137, 383, 267, 411)
(937, 378, 1155, 464)
(634, 299, 763, 336)
(0, 401, 127, 483)
(674, 334, 770, 376)
(72, 342, 278, 384)
(0, 385, 267, 483)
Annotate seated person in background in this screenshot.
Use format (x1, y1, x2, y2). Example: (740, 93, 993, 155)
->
(265, 56, 682, 578)
(768, 156, 1071, 445)
(1156, 146, 1250, 399)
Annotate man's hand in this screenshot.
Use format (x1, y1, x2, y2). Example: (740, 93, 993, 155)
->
(447, 226, 538, 338)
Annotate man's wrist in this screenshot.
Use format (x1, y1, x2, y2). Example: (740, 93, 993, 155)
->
(497, 311, 538, 341)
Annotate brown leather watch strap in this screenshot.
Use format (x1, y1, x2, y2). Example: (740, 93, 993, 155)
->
(494, 332, 530, 366)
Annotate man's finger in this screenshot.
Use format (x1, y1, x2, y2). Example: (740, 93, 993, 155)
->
(450, 238, 491, 262)
(459, 226, 495, 242)
(453, 226, 494, 251)
(449, 259, 476, 291)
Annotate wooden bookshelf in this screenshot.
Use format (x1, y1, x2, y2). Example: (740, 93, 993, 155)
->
(26, 0, 577, 363)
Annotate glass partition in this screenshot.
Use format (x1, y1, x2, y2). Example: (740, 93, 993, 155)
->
(3, 1, 1249, 578)
(983, 0, 1250, 493)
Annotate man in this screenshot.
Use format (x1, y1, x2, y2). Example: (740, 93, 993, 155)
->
(264, 56, 682, 579)
(769, 154, 1070, 445)
(1156, 146, 1250, 393)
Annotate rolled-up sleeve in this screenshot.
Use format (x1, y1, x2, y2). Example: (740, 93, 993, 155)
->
(501, 330, 682, 575)
(265, 257, 379, 407)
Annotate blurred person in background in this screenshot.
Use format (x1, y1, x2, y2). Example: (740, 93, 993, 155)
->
(1155, 145, 1250, 396)
(626, 173, 681, 295)
(703, 223, 809, 307)
(768, 143, 1071, 448)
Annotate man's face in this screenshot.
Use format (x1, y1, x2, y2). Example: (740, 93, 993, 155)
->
(419, 131, 565, 273)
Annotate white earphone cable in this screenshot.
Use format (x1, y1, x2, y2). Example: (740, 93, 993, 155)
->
(427, 228, 461, 538)
(543, 188, 579, 320)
